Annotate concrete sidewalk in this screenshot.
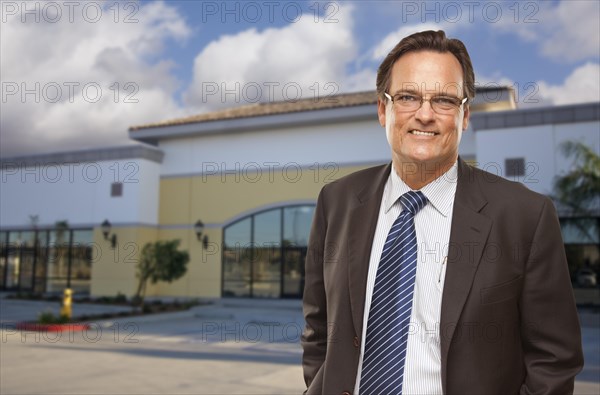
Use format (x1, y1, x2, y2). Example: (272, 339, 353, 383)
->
(1, 296, 598, 394)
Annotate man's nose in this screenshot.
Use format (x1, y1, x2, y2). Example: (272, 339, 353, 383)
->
(414, 100, 435, 123)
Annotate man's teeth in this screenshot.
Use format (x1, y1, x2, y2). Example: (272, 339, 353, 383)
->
(411, 130, 436, 136)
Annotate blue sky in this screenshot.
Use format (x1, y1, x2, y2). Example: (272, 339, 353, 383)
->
(1, 0, 599, 156)
(156, 0, 598, 97)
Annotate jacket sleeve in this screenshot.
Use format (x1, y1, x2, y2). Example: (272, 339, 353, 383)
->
(519, 198, 584, 394)
(301, 187, 328, 391)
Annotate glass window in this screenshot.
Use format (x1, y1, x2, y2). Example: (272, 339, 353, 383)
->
(222, 204, 315, 298)
(33, 231, 49, 294)
(283, 247, 306, 297)
(561, 217, 599, 294)
(254, 210, 281, 246)
(253, 210, 281, 297)
(5, 232, 20, 288)
(0, 232, 6, 287)
(223, 218, 251, 297)
(0, 228, 93, 293)
(284, 206, 315, 247)
(566, 244, 599, 289)
(505, 158, 525, 177)
(17, 231, 35, 290)
(47, 229, 70, 290)
(70, 230, 94, 294)
(560, 218, 599, 244)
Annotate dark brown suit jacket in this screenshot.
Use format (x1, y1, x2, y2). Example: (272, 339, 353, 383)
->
(301, 159, 583, 395)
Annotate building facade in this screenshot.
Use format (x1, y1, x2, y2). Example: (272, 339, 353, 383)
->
(1, 91, 598, 299)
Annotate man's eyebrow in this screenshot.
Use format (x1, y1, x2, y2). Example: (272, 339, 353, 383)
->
(391, 89, 420, 95)
(392, 89, 459, 98)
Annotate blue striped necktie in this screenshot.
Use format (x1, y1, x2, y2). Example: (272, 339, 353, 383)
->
(360, 190, 428, 395)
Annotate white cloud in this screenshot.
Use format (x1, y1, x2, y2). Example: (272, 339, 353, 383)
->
(492, 1, 600, 63)
(183, 4, 359, 109)
(539, 1, 600, 61)
(0, 1, 190, 157)
(476, 64, 600, 108)
(536, 63, 600, 106)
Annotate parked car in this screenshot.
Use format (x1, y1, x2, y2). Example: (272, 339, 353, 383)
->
(576, 268, 598, 288)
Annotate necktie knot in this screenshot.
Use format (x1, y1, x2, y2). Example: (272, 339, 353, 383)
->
(400, 190, 428, 214)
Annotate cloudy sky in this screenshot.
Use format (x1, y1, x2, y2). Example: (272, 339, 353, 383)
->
(1, 0, 599, 157)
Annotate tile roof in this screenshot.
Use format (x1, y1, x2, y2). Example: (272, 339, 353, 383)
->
(129, 87, 516, 131)
(129, 91, 379, 131)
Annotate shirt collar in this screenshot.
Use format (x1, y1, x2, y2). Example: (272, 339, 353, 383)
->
(384, 161, 458, 217)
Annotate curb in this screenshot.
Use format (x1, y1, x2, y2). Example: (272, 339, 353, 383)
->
(15, 322, 91, 332)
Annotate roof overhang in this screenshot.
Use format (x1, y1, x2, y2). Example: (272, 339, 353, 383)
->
(130, 104, 378, 145)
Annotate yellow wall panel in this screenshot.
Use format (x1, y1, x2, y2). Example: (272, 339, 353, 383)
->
(91, 226, 157, 297)
(159, 177, 191, 225)
(160, 164, 373, 226)
(92, 164, 379, 299)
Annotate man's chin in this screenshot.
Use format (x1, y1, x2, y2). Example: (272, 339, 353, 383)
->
(393, 155, 456, 172)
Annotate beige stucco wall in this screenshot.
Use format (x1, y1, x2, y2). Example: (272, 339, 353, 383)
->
(90, 226, 158, 297)
(91, 163, 377, 298)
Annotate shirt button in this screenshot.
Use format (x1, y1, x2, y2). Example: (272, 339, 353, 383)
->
(353, 336, 359, 348)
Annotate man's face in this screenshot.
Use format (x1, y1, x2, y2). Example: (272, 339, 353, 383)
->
(378, 50, 470, 175)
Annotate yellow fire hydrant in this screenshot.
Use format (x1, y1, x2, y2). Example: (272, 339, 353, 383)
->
(60, 288, 73, 320)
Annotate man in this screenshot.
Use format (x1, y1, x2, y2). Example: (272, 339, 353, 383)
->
(301, 30, 583, 395)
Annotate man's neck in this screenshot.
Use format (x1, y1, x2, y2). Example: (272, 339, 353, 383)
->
(393, 159, 457, 190)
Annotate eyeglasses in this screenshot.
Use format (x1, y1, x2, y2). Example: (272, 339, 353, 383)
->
(384, 92, 468, 115)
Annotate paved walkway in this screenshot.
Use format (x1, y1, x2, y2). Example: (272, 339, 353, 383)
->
(0, 296, 598, 394)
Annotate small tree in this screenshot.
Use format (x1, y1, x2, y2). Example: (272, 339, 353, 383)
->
(133, 240, 190, 307)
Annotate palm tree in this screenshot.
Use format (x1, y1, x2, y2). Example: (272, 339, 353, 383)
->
(554, 141, 600, 217)
(553, 141, 600, 280)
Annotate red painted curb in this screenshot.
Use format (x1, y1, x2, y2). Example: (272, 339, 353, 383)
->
(15, 323, 91, 332)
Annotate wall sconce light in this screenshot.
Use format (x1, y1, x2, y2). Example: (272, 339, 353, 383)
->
(194, 220, 209, 249)
(101, 219, 117, 249)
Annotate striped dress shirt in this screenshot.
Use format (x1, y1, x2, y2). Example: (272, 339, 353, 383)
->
(354, 162, 458, 395)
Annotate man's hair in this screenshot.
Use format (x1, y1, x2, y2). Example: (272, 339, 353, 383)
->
(376, 30, 475, 102)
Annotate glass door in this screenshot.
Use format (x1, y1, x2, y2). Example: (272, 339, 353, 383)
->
(281, 246, 306, 298)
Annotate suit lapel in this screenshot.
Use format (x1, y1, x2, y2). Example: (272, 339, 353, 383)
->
(347, 163, 391, 339)
(440, 159, 492, 392)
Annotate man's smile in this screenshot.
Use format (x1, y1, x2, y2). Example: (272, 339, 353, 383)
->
(409, 129, 439, 136)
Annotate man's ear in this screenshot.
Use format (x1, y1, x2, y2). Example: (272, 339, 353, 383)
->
(377, 98, 387, 127)
(462, 104, 470, 130)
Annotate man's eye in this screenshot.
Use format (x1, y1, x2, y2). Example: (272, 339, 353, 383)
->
(398, 95, 419, 102)
(433, 97, 457, 105)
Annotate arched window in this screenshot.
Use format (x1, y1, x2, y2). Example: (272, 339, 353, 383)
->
(222, 205, 315, 298)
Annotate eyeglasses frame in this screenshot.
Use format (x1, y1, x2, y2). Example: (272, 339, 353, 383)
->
(384, 91, 468, 114)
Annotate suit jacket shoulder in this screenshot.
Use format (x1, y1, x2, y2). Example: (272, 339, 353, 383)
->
(318, 163, 391, 217)
(322, 163, 391, 198)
